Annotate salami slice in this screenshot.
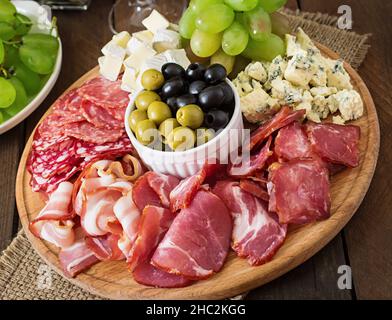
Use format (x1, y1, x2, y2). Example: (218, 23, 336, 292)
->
(81, 100, 124, 130)
(64, 121, 124, 144)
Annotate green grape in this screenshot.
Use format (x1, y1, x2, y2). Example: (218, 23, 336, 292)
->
(0, 40, 4, 64)
(271, 12, 290, 37)
(3, 43, 19, 68)
(258, 0, 287, 13)
(222, 21, 249, 56)
(242, 33, 285, 61)
(14, 13, 32, 36)
(4, 77, 27, 117)
(244, 5, 271, 41)
(0, 21, 17, 41)
(19, 45, 55, 75)
(189, 0, 224, 13)
(0, 77, 16, 108)
(13, 62, 42, 95)
(22, 33, 59, 55)
(179, 8, 197, 39)
(210, 49, 235, 74)
(224, 0, 258, 11)
(191, 29, 222, 58)
(0, 111, 3, 124)
(0, 0, 16, 23)
(195, 4, 234, 34)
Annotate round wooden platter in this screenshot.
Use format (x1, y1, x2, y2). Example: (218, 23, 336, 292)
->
(16, 44, 380, 300)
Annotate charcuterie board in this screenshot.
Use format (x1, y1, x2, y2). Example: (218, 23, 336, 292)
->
(15, 44, 380, 300)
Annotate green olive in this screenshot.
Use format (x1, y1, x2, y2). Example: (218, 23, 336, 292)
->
(135, 119, 158, 145)
(135, 90, 161, 111)
(196, 127, 216, 146)
(141, 69, 165, 90)
(176, 104, 204, 129)
(147, 101, 172, 125)
(167, 126, 196, 151)
(159, 118, 180, 139)
(129, 109, 148, 132)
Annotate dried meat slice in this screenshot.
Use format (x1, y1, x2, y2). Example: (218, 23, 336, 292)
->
(64, 121, 124, 144)
(305, 122, 361, 167)
(85, 233, 125, 261)
(146, 172, 180, 208)
(132, 173, 162, 211)
(248, 106, 305, 151)
(152, 190, 232, 280)
(239, 179, 269, 202)
(81, 100, 124, 130)
(213, 181, 287, 266)
(268, 159, 331, 224)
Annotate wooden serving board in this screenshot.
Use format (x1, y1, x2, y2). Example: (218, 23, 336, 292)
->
(16, 44, 380, 300)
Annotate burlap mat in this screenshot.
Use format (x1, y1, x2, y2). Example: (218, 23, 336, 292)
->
(0, 11, 370, 300)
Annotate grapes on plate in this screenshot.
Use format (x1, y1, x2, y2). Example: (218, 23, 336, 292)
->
(271, 11, 290, 37)
(5, 77, 28, 117)
(195, 4, 235, 34)
(242, 33, 285, 61)
(14, 13, 32, 36)
(244, 5, 272, 41)
(222, 21, 249, 56)
(22, 34, 59, 55)
(13, 61, 42, 96)
(0, 77, 16, 109)
(0, 0, 16, 23)
(0, 21, 17, 41)
(19, 45, 55, 75)
(258, 0, 288, 13)
(179, 8, 197, 39)
(0, 40, 4, 64)
(224, 0, 258, 11)
(210, 49, 235, 74)
(191, 29, 222, 58)
(189, 0, 224, 14)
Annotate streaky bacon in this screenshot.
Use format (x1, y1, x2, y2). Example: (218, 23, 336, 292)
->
(213, 181, 287, 266)
(268, 159, 331, 224)
(85, 233, 124, 261)
(248, 106, 305, 151)
(152, 190, 232, 280)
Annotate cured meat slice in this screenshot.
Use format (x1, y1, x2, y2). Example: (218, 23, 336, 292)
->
(81, 100, 124, 130)
(132, 173, 162, 211)
(305, 122, 360, 167)
(59, 229, 100, 277)
(248, 106, 305, 151)
(64, 121, 124, 144)
(275, 122, 313, 161)
(133, 261, 192, 288)
(213, 181, 287, 266)
(239, 179, 269, 202)
(128, 206, 175, 270)
(29, 182, 75, 248)
(268, 159, 331, 224)
(169, 162, 221, 212)
(152, 190, 232, 280)
(77, 76, 129, 109)
(85, 234, 124, 261)
(228, 136, 273, 177)
(146, 172, 180, 208)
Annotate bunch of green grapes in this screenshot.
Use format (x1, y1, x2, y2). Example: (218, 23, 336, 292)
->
(179, 0, 289, 72)
(0, 0, 59, 124)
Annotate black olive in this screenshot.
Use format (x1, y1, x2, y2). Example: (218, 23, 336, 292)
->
(162, 63, 185, 80)
(198, 85, 225, 111)
(186, 62, 206, 82)
(176, 94, 197, 108)
(218, 81, 234, 105)
(189, 80, 207, 95)
(166, 96, 178, 114)
(204, 64, 227, 84)
(161, 77, 187, 99)
(205, 109, 230, 130)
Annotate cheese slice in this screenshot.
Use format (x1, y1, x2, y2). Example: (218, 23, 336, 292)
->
(142, 10, 170, 34)
(163, 49, 191, 69)
(112, 31, 131, 48)
(101, 41, 126, 60)
(100, 55, 123, 81)
(124, 45, 156, 71)
(121, 66, 138, 92)
(153, 28, 181, 52)
(132, 30, 154, 46)
(127, 36, 144, 55)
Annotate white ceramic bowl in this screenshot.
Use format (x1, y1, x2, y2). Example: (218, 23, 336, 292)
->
(125, 79, 244, 178)
(0, 1, 62, 135)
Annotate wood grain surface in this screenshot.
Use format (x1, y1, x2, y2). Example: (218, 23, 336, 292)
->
(15, 44, 380, 300)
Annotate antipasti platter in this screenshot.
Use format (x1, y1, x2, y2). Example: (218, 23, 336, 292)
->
(15, 0, 379, 300)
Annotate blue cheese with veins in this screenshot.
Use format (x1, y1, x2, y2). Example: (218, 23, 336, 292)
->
(285, 34, 301, 57)
(271, 79, 303, 105)
(244, 61, 268, 83)
(264, 55, 287, 90)
(284, 49, 316, 88)
(328, 90, 363, 121)
(325, 58, 353, 90)
(310, 86, 338, 97)
(240, 87, 279, 123)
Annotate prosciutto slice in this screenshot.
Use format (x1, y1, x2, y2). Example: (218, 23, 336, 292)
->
(146, 172, 180, 208)
(213, 181, 287, 265)
(248, 106, 305, 151)
(268, 159, 331, 224)
(152, 190, 232, 280)
(132, 173, 163, 211)
(29, 182, 75, 248)
(305, 122, 361, 167)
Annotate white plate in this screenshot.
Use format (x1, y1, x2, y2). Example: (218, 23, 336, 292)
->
(0, 0, 62, 135)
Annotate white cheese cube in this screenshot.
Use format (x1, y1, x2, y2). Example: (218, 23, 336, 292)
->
(163, 49, 191, 69)
(245, 61, 268, 83)
(101, 41, 126, 59)
(142, 10, 170, 34)
(121, 67, 138, 92)
(329, 89, 364, 121)
(99, 55, 123, 81)
(153, 29, 181, 52)
(126, 37, 145, 55)
(325, 58, 353, 90)
(98, 56, 105, 69)
(132, 30, 154, 46)
(123, 45, 156, 71)
(284, 49, 315, 88)
(112, 31, 131, 48)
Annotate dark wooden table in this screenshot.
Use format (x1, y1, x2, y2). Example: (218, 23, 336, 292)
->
(0, 0, 391, 300)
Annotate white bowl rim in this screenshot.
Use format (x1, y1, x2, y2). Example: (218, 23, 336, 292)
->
(124, 78, 242, 156)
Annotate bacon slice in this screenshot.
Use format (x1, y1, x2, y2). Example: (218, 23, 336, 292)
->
(239, 179, 269, 202)
(248, 106, 305, 151)
(132, 173, 162, 211)
(305, 122, 361, 167)
(152, 190, 232, 280)
(228, 136, 273, 177)
(268, 159, 331, 224)
(29, 182, 75, 248)
(213, 181, 286, 265)
(275, 122, 314, 161)
(85, 233, 124, 261)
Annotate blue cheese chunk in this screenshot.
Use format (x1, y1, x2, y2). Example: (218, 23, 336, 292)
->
(244, 61, 268, 83)
(312, 95, 330, 119)
(233, 71, 253, 97)
(328, 89, 364, 121)
(271, 79, 303, 105)
(310, 86, 338, 97)
(284, 49, 316, 88)
(240, 87, 279, 123)
(265, 55, 287, 90)
(325, 58, 353, 90)
(285, 34, 301, 57)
